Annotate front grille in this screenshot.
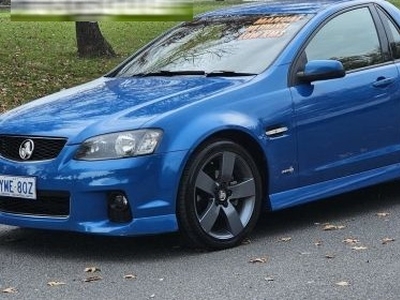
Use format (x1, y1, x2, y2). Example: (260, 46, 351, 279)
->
(0, 135, 67, 161)
(0, 191, 70, 217)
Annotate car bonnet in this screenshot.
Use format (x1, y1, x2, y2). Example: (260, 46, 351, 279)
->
(0, 76, 250, 143)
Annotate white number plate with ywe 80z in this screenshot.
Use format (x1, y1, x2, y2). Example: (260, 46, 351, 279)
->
(0, 175, 37, 199)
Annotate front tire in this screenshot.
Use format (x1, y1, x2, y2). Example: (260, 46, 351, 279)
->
(177, 139, 263, 250)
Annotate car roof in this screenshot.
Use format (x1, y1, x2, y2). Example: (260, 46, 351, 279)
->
(198, 0, 365, 17)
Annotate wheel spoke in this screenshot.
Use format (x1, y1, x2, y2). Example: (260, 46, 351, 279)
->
(229, 178, 255, 200)
(199, 200, 221, 233)
(196, 170, 217, 195)
(222, 202, 244, 236)
(220, 152, 236, 181)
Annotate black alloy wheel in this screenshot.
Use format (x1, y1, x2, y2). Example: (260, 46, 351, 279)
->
(178, 139, 263, 250)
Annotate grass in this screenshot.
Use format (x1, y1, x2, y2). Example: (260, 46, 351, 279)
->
(0, 1, 242, 111)
(390, 0, 400, 6)
(1, 0, 399, 111)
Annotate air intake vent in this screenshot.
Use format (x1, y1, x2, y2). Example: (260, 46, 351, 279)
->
(0, 191, 70, 217)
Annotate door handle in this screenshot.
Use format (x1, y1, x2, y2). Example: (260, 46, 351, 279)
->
(373, 77, 395, 88)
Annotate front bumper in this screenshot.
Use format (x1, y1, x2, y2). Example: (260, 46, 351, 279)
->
(0, 144, 187, 236)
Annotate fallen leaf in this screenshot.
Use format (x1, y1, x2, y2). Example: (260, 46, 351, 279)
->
(325, 254, 335, 259)
(249, 257, 268, 264)
(47, 281, 66, 287)
(377, 212, 390, 217)
(336, 281, 350, 286)
(278, 237, 292, 242)
(84, 267, 101, 273)
(314, 240, 323, 247)
(241, 238, 252, 245)
(382, 237, 395, 245)
(322, 224, 346, 231)
(123, 274, 137, 280)
(84, 276, 102, 283)
(322, 224, 336, 231)
(150, 294, 156, 298)
(2, 287, 17, 294)
(343, 238, 359, 245)
(352, 246, 368, 251)
(264, 276, 274, 282)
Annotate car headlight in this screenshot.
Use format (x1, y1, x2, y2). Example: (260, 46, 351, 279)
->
(75, 129, 163, 161)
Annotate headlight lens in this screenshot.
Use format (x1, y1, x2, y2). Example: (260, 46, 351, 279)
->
(75, 129, 163, 161)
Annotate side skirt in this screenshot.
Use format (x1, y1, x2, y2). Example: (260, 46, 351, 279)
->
(269, 163, 400, 211)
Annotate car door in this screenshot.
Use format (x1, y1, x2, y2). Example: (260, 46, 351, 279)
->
(290, 6, 400, 186)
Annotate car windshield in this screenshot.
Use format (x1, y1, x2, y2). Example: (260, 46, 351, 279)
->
(115, 14, 311, 77)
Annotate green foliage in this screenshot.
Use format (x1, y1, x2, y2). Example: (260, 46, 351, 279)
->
(0, 13, 175, 110)
(389, 0, 400, 6)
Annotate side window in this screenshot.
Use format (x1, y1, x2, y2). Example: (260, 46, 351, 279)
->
(377, 7, 400, 59)
(387, 22, 400, 59)
(305, 7, 385, 71)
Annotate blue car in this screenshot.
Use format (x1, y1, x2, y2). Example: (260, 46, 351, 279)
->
(1, 0, 400, 249)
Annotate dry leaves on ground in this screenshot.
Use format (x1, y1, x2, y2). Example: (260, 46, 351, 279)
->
(278, 237, 292, 242)
(123, 274, 137, 280)
(336, 281, 350, 286)
(382, 237, 395, 245)
(241, 238, 252, 245)
(314, 240, 323, 247)
(264, 276, 274, 282)
(47, 281, 66, 287)
(249, 257, 268, 264)
(2, 287, 17, 294)
(84, 267, 101, 273)
(84, 276, 102, 283)
(351, 246, 368, 251)
(322, 224, 346, 231)
(376, 212, 390, 218)
(343, 238, 359, 245)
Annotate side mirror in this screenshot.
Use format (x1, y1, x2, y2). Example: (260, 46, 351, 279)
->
(297, 60, 345, 83)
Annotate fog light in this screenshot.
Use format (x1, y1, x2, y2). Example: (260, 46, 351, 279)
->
(108, 192, 133, 223)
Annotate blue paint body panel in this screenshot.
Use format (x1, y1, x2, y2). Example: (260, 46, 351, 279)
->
(1, 0, 400, 236)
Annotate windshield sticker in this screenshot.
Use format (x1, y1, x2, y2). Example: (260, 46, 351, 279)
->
(239, 15, 304, 40)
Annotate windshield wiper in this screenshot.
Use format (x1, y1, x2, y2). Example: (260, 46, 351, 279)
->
(206, 71, 257, 77)
(131, 70, 257, 78)
(132, 70, 206, 77)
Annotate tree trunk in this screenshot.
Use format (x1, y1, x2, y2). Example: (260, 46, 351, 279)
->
(75, 22, 116, 58)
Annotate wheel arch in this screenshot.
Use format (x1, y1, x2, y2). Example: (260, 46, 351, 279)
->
(177, 128, 272, 212)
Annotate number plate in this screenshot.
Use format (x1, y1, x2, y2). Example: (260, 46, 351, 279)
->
(0, 175, 37, 199)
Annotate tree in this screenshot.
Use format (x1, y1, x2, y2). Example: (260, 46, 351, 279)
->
(75, 21, 116, 58)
